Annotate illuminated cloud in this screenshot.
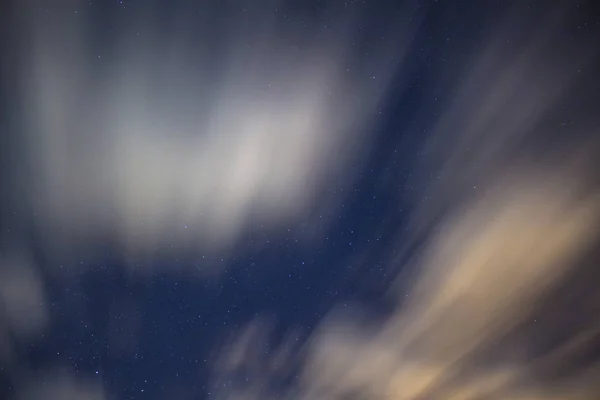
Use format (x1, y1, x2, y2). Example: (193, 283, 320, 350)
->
(16, 1, 417, 261)
(295, 173, 600, 400)
(212, 153, 600, 400)
(210, 6, 600, 399)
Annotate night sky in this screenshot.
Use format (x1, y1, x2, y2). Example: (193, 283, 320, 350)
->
(1, 1, 600, 399)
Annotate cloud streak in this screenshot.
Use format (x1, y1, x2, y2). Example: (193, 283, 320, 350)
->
(15, 0, 417, 262)
(210, 4, 600, 399)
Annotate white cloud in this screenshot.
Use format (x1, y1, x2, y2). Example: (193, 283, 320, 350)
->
(16, 2, 417, 263)
(208, 6, 600, 398)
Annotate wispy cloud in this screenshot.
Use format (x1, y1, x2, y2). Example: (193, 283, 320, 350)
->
(210, 5, 600, 399)
(16, 1, 418, 263)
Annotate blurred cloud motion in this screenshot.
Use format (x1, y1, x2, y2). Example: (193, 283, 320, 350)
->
(210, 5, 600, 400)
(0, 254, 48, 362)
(1, 0, 599, 400)
(14, 369, 108, 400)
(286, 173, 600, 400)
(14, 0, 415, 261)
(212, 168, 600, 399)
